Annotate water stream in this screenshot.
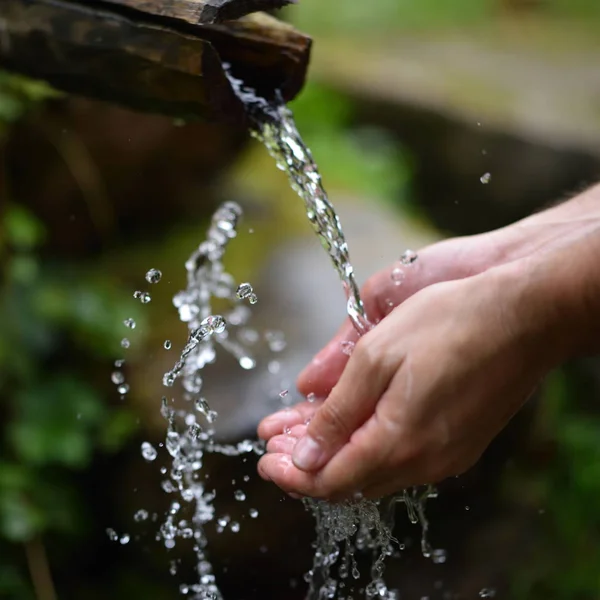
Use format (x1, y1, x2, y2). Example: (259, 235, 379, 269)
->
(124, 77, 438, 599)
(228, 72, 438, 598)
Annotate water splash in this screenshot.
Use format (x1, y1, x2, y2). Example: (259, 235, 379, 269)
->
(148, 201, 282, 599)
(224, 73, 439, 598)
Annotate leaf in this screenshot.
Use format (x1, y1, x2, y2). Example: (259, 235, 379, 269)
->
(0, 492, 44, 542)
(100, 409, 138, 453)
(9, 377, 105, 468)
(3, 204, 45, 250)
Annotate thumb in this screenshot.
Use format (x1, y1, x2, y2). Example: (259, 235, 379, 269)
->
(292, 329, 395, 472)
(297, 319, 358, 397)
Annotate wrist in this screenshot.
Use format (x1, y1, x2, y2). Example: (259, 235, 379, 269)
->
(487, 184, 600, 268)
(503, 225, 600, 364)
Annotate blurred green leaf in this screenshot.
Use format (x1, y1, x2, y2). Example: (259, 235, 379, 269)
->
(0, 563, 34, 599)
(10, 377, 105, 468)
(289, 82, 410, 201)
(3, 205, 45, 250)
(100, 410, 138, 452)
(0, 71, 60, 125)
(0, 493, 45, 542)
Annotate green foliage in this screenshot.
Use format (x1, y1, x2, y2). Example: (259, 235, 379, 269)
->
(287, 0, 600, 36)
(513, 367, 600, 599)
(0, 72, 60, 125)
(290, 82, 411, 203)
(0, 205, 138, 558)
(287, 0, 491, 35)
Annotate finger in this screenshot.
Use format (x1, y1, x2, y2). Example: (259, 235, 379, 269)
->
(266, 424, 308, 454)
(292, 327, 399, 473)
(266, 433, 298, 454)
(258, 400, 322, 440)
(297, 262, 428, 396)
(258, 418, 385, 499)
(297, 320, 358, 397)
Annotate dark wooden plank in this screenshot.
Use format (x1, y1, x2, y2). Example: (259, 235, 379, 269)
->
(100, 0, 296, 25)
(0, 0, 310, 123)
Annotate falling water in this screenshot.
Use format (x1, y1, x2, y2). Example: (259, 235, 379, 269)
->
(125, 74, 439, 598)
(151, 203, 271, 599)
(223, 71, 439, 598)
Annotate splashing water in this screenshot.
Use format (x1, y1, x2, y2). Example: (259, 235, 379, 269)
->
(133, 75, 440, 597)
(145, 201, 285, 599)
(222, 72, 439, 599)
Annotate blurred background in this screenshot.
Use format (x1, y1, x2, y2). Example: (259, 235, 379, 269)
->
(1, 0, 600, 598)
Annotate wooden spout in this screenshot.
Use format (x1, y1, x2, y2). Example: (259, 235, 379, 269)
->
(0, 0, 311, 123)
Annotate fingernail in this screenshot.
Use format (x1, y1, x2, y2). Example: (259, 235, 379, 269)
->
(292, 435, 324, 471)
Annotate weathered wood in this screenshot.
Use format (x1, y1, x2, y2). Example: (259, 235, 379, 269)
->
(0, 0, 310, 123)
(100, 0, 296, 25)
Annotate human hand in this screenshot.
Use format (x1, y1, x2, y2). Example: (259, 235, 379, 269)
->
(257, 187, 600, 500)
(257, 257, 568, 500)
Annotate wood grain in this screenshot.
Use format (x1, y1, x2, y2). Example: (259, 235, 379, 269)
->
(0, 0, 310, 123)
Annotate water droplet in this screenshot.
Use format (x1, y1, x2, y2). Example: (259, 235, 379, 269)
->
(238, 328, 259, 345)
(123, 318, 136, 329)
(194, 398, 210, 416)
(279, 389, 289, 399)
(140, 292, 151, 304)
(145, 268, 162, 283)
(230, 521, 240, 533)
(268, 360, 280, 374)
(162, 373, 175, 387)
(164, 340, 172, 350)
(340, 340, 355, 356)
(307, 393, 316, 403)
(265, 330, 286, 352)
(400, 249, 418, 266)
(249, 508, 259, 518)
(133, 291, 142, 299)
(480, 172, 491, 184)
(391, 267, 405, 285)
(141, 442, 158, 462)
(249, 293, 258, 305)
(134, 509, 149, 522)
(283, 426, 292, 435)
(117, 383, 130, 395)
(119, 534, 130, 545)
(239, 356, 256, 370)
(432, 548, 447, 564)
(111, 371, 125, 384)
(236, 282, 254, 300)
(114, 359, 125, 368)
(121, 338, 130, 349)
(234, 490, 246, 501)
(479, 589, 496, 598)
(106, 528, 118, 541)
(204, 315, 226, 334)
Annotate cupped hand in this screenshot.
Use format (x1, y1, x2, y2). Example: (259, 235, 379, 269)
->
(257, 257, 563, 500)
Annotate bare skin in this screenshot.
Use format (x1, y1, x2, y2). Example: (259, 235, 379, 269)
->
(257, 185, 600, 500)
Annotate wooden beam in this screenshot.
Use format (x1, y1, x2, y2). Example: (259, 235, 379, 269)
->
(0, 0, 310, 123)
(99, 0, 297, 25)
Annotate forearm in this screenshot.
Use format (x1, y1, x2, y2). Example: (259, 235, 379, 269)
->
(482, 183, 600, 267)
(508, 217, 600, 360)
